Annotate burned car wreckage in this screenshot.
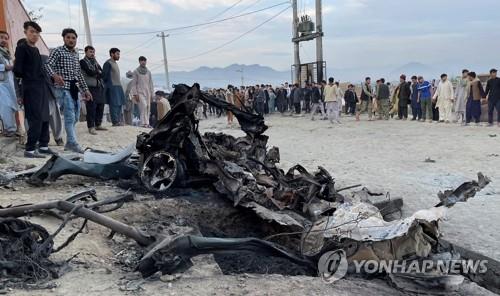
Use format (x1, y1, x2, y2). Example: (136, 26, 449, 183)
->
(0, 84, 498, 294)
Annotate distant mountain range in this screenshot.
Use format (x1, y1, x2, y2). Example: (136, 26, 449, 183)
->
(152, 63, 289, 89)
(389, 62, 437, 78)
(151, 62, 462, 89)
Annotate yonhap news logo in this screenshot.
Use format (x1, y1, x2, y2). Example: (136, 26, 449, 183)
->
(317, 249, 348, 283)
(318, 249, 488, 283)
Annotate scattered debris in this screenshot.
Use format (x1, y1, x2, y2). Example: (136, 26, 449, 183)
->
(0, 217, 58, 285)
(388, 273, 464, 294)
(424, 157, 436, 163)
(0, 84, 497, 294)
(28, 144, 138, 186)
(436, 173, 490, 207)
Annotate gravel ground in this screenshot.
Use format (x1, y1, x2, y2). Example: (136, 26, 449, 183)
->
(0, 113, 498, 295)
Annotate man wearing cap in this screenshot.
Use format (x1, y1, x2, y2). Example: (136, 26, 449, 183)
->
(359, 77, 374, 121)
(466, 72, 485, 125)
(485, 69, 500, 127)
(130, 56, 154, 128)
(432, 74, 454, 123)
(376, 78, 390, 120)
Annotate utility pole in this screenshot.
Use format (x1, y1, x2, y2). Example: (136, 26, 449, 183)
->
(315, 0, 324, 82)
(292, 0, 300, 85)
(236, 68, 244, 86)
(81, 0, 92, 46)
(157, 32, 171, 91)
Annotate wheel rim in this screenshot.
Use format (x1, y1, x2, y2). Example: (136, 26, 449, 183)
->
(140, 152, 178, 192)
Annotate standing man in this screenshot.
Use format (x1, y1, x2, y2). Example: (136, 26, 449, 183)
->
(276, 86, 286, 114)
(454, 69, 469, 124)
(432, 74, 454, 123)
(359, 77, 374, 121)
(335, 82, 344, 116)
(103, 48, 125, 126)
(311, 82, 325, 120)
(0, 30, 18, 137)
(397, 75, 411, 120)
(410, 76, 422, 121)
(268, 86, 276, 113)
(155, 90, 171, 122)
(466, 72, 485, 125)
(376, 78, 391, 120)
(431, 79, 440, 122)
(225, 85, 234, 125)
(485, 69, 500, 127)
(417, 76, 433, 122)
(324, 77, 340, 124)
(303, 83, 312, 113)
(80, 45, 107, 134)
(320, 80, 327, 118)
(45, 28, 92, 153)
(255, 84, 266, 116)
(41, 54, 64, 146)
(292, 83, 303, 114)
(130, 56, 154, 128)
(264, 85, 270, 114)
(344, 84, 357, 116)
(284, 82, 291, 112)
(13, 22, 51, 158)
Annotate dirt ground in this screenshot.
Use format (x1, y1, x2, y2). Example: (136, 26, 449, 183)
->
(0, 113, 499, 295)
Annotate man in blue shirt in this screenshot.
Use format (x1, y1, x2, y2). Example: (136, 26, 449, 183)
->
(417, 76, 433, 122)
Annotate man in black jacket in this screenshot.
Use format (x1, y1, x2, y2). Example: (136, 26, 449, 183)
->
(311, 82, 325, 120)
(485, 69, 500, 127)
(13, 22, 51, 158)
(398, 74, 412, 120)
(303, 83, 312, 113)
(80, 45, 107, 134)
(292, 83, 303, 114)
(344, 84, 357, 115)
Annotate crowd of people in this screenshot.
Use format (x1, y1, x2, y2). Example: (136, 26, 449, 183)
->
(0, 22, 170, 158)
(205, 71, 500, 129)
(1, 21, 499, 159)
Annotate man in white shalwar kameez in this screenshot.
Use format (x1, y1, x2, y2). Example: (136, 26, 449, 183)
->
(454, 69, 469, 123)
(130, 56, 154, 128)
(432, 74, 454, 123)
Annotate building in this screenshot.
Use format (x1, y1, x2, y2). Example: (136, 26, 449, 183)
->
(0, 0, 48, 54)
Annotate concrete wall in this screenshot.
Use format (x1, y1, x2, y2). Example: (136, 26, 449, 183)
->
(0, 0, 49, 54)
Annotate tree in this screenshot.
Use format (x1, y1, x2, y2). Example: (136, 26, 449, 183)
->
(27, 7, 43, 21)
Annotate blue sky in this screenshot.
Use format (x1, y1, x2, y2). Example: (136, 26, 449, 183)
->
(22, 0, 500, 79)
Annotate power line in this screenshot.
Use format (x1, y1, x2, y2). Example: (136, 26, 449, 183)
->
(206, 0, 246, 21)
(169, 5, 291, 63)
(121, 35, 158, 55)
(171, 0, 265, 38)
(235, 0, 262, 15)
(44, 1, 290, 36)
(170, 0, 245, 36)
